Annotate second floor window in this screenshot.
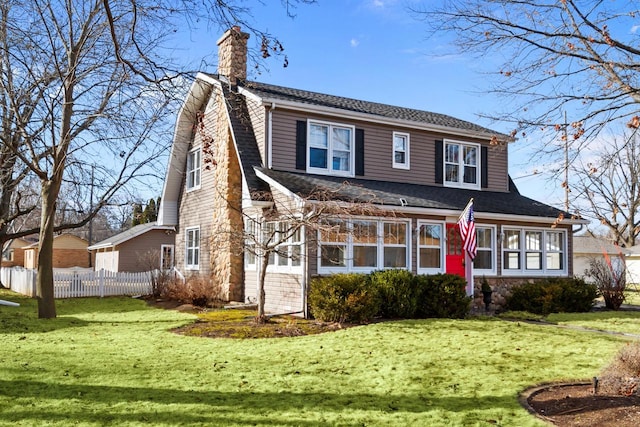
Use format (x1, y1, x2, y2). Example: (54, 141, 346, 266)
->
(444, 140, 480, 189)
(392, 132, 410, 169)
(186, 148, 201, 190)
(308, 121, 354, 176)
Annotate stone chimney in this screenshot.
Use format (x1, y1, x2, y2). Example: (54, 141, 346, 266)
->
(217, 26, 249, 86)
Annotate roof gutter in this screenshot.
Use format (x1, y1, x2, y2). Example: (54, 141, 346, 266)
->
(304, 199, 588, 226)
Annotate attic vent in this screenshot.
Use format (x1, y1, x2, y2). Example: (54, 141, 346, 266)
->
(399, 198, 408, 207)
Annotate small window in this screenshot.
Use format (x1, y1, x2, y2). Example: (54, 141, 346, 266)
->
(392, 132, 410, 169)
(444, 140, 480, 189)
(186, 148, 201, 191)
(185, 227, 200, 270)
(473, 226, 495, 274)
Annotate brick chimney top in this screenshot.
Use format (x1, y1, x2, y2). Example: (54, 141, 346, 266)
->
(217, 26, 250, 86)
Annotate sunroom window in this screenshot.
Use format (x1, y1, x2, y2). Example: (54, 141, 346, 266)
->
(417, 222, 443, 274)
(502, 228, 566, 275)
(318, 218, 409, 273)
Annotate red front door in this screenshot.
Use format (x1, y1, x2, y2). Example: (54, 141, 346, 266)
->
(445, 223, 465, 277)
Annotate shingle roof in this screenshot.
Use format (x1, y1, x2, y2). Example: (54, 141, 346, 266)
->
(221, 86, 270, 197)
(203, 74, 506, 138)
(255, 168, 572, 219)
(87, 222, 174, 250)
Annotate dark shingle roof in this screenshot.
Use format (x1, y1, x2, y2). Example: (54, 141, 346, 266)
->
(242, 80, 504, 137)
(202, 74, 506, 138)
(221, 86, 270, 196)
(255, 168, 572, 219)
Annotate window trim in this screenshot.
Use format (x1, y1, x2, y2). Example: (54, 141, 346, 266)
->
(317, 217, 411, 275)
(264, 221, 304, 273)
(392, 132, 410, 170)
(186, 147, 201, 192)
(244, 218, 257, 270)
(416, 220, 445, 275)
(184, 226, 200, 270)
(306, 120, 355, 177)
(474, 225, 497, 275)
(501, 227, 567, 276)
(443, 139, 481, 189)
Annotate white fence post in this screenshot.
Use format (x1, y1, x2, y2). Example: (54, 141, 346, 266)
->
(99, 268, 104, 298)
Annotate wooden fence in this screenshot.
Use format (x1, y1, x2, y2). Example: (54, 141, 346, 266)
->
(0, 267, 153, 298)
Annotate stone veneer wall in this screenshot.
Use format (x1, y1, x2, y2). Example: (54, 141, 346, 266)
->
(216, 27, 248, 86)
(471, 276, 570, 312)
(209, 87, 244, 302)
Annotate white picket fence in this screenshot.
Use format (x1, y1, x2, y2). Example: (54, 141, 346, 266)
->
(0, 267, 153, 298)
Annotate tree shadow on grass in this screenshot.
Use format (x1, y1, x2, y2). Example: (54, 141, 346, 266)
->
(0, 379, 519, 426)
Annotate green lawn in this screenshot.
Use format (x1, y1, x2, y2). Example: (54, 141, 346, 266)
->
(0, 289, 636, 426)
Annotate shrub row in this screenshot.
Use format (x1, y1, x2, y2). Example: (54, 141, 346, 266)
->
(505, 277, 597, 315)
(308, 270, 471, 323)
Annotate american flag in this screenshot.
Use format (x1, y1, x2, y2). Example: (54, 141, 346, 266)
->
(458, 199, 477, 260)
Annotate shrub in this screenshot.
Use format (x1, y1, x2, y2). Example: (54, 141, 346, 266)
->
(369, 269, 418, 318)
(598, 342, 640, 396)
(308, 273, 379, 323)
(586, 257, 626, 310)
(415, 273, 471, 319)
(160, 275, 224, 307)
(505, 278, 597, 315)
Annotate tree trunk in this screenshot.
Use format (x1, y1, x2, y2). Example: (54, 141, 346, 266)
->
(256, 251, 269, 323)
(36, 180, 60, 319)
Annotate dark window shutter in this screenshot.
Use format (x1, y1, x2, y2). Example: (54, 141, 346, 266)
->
(296, 120, 307, 170)
(481, 146, 488, 188)
(355, 129, 365, 176)
(435, 140, 443, 184)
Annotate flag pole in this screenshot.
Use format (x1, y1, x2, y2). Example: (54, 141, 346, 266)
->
(457, 198, 475, 296)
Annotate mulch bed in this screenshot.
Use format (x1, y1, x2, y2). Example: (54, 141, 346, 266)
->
(523, 382, 640, 426)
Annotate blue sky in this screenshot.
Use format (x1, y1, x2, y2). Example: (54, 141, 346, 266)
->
(174, 0, 565, 207)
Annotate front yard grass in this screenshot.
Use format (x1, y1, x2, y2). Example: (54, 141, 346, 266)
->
(0, 289, 637, 426)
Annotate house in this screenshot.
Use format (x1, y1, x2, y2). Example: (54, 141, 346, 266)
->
(624, 246, 640, 285)
(1, 237, 30, 268)
(158, 27, 586, 315)
(23, 234, 89, 269)
(88, 222, 175, 272)
(572, 235, 625, 283)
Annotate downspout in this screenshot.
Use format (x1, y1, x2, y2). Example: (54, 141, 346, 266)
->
(301, 224, 308, 318)
(267, 103, 275, 169)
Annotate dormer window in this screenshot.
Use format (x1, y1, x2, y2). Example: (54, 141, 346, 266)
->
(444, 140, 480, 189)
(186, 147, 201, 191)
(392, 132, 410, 169)
(307, 120, 354, 176)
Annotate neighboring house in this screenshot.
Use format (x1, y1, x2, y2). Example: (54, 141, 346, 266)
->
(1, 238, 30, 267)
(88, 222, 175, 272)
(573, 235, 625, 283)
(624, 246, 640, 285)
(158, 27, 586, 315)
(23, 234, 89, 269)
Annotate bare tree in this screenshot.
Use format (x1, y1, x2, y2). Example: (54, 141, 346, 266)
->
(210, 185, 388, 323)
(0, 0, 315, 318)
(571, 130, 640, 247)
(414, 1, 640, 155)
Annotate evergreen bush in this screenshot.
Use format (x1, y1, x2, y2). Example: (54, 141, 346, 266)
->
(415, 273, 471, 319)
(505, 278, 597, 315)
(308, 273, 380, 323)
(369, 269, 418, 318)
